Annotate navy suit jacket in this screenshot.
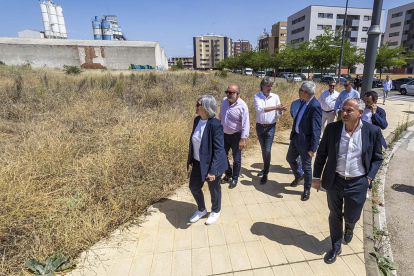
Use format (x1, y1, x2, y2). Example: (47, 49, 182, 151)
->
(313, 121, 383, 190)
(371, 106, 388, 148)
(290, 97, 322, 153)
(187, 116, 228, 180)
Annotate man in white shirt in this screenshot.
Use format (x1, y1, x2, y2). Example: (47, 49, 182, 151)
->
(254, 77, 287, 184)
(318, 81, 339, 133)
(312, 97, 383, 264)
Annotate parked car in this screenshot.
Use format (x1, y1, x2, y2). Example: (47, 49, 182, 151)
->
(296, 73, 307, 80)
(287, 74, 302, 82)
(373, 79, 383, 88)
(266, 71, 276, 77)
(341, 74, 353, 80)
(392, 77, 413, 90)
(255, 70, 265, 78)
(283, 73, 291, 79)
(243, 68, 253, 76)
(399, 81, 414, 95)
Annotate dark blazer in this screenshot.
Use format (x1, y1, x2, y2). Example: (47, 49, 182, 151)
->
(313, 121, 383, 190)
(187, 116, 228, 180)
(290, 97, 322, 153)
(371, 106, 388, 148)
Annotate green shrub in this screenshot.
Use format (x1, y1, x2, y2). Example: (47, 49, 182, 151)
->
(63, 65, 81, 75)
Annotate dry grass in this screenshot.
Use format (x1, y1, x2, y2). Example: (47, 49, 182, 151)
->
(0, 66, 327, 275)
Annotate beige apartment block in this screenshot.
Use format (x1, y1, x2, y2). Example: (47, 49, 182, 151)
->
(170, 56, 194, 69)
(257, 21, 287, 55)
(233, 40, 252, 57)
(193, 34, 233, 70)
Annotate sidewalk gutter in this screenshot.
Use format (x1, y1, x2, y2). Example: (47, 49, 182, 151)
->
(364, 119, 414, 276)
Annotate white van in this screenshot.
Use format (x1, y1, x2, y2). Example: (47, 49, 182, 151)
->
(243, 68, 253, 76)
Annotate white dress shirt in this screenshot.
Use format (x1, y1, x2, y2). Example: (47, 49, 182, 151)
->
(192, 119, 208, 161)
(295, 96, 313, 134)
(254, 92, 283, 124)
(336, 120, 366, 177)
(362, 109, 373, 124)
(318, 90, 339, 111)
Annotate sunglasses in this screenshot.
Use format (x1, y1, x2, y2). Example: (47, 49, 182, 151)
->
(329, 85, 336, 87)
(225, 90, 236, 95)
(196, 101, 202, 107)
(344, 84, 350, 86)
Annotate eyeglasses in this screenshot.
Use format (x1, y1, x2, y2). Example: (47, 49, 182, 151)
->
(344, 84, 350, 86)
(225, 90, 236, 95)
(196, 101, 202, 107)
(329, 85, 336, 87)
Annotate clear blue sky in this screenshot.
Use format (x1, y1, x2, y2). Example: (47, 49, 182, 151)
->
(0, 0, 412, 58)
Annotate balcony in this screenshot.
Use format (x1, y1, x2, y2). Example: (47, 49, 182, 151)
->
(351, 42, 358, 47)
(405, 13, 413, 21)
(403, 34, 408, 41)
(350, 31, 358, 38)
(351, 20, 360, 27)
(404, 24, 410, 31)
(336, 19, 344, 26)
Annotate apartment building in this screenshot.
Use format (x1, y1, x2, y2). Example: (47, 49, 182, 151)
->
(287, 5, 384, 73)
(384, 2, 414, 74)
(170, 56, 194, 69)
(257, 22, 287, 54)
(233, 40, 252, 57)
(193, 34, 233, 70)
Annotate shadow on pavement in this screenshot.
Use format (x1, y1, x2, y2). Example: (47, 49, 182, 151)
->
(391, 184, 414, 196)
(153, 198, 198, 229)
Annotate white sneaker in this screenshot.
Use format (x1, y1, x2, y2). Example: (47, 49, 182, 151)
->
(189, 209, 207, 223)
(205, 212, 220, 225)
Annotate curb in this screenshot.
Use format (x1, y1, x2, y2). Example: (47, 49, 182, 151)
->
(364, 119, 414, 276)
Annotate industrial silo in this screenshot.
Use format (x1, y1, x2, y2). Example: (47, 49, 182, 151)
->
(47, 3, 61, 37)
(55, 5, 67, 38)
(92, 16, 102, 40)
(102, 19, 112, 40)
(39, 2, 52, 37)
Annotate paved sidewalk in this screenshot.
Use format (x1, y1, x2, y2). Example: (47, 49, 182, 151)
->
(68, 99, 412, 276)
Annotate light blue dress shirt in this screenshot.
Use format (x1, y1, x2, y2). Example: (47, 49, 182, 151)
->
(334, 89, 360, 111)
(295, 97, 313, 133)
(290, 99, 303, 119)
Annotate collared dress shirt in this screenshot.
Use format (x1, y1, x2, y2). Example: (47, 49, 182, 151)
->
(295, 96, 313, 134)
(191, 119, 208, 161)
(334, 89, 360, 111)
(383, 80, 392, 91)
(290, 99, 303, 119)
(362, 109, 373, 124)
(318, 90, 339, 111)
(254, 92, 283, 124)
(219, 97, 250, 139)
(336, 120, 366, 177)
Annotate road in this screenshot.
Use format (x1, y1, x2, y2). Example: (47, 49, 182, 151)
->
(384, 125, 414, 276)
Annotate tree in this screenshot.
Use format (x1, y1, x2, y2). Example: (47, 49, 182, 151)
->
(342, 42, 365, 74)
(176, 60, 184, 69)
(375, 42, 413, 79)
(278, 42, 312, 73)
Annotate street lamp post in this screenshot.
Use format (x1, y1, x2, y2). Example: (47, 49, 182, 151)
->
(361, 0, 383, 97)
(337, 0, 349, 83)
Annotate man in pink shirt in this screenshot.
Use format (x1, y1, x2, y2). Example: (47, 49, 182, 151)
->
(219, 84, 250, 189)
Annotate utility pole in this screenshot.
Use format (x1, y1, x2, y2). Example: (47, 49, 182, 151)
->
(338, 0, 349, 83)
(361, 0, 383, 98)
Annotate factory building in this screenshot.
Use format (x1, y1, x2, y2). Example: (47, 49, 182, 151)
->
(0, 37, 168, 70)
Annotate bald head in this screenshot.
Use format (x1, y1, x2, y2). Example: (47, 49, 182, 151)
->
(227, 84, 240, 93)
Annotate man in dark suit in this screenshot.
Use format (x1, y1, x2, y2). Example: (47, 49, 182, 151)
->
(312, 97, 383, 264)
(362, 91, 388, 148)
(286, 81, 322, 201)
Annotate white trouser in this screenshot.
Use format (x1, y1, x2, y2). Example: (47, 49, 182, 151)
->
(322, 111, 335, 133)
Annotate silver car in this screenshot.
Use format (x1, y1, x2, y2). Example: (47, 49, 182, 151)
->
(400, 81, 414, 95)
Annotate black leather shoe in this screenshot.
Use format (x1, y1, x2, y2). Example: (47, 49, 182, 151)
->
(324, 248, 342, 264)
(221, 175, 231, 184)
(290, 175, 304, 187)
(301, 190, 310, 201)
(229, 179, 237, 189)
(260, 175, 268, 185)
(257, 170, 264, 177)
(344, 228, 353, 244)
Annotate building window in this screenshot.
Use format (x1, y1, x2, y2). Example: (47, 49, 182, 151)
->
(392, 12, 403, 18)
(390, 22, 402, 28)
(291, 26, 305, 35)
(215, 54, 220, 57)
(215, 59, 220, 61)
(389, 32, 400, 37)
(281, 33, 287, 36)
(364, 16, 372, 21)
(362, 27, 369, 32)
(205, 50, 209, 52)
(389, 41, 398, 46)
(280, 40, 286, 44)
(200, 54, 202, 56)
(318, 13, 324, 18)
(200, 63, 210, 66)
(281, 26, 287, 29)
(292, 37, 304, 44)
(206, 54, 210, 56)
(200, 40, 209, 42)
(327, 13, 333, 19)
(292, 15, 305, 25)
(361, 38, 367, 43)
(317, 25, 332, 30)
(205, 45, 209, 47)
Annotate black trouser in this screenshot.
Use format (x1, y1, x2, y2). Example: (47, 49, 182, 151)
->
(224, 132, 242, 181)
(327, 174, 368, 250)
(189, 160, 222, 213)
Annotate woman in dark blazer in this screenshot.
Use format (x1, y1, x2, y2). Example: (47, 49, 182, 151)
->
(187, 94, 228, 225)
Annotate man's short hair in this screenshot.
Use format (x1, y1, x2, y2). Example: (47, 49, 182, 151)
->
(329, 81, 336, 86)
(198, 94, 217, 118)
(301, 81, 316, 96)
(260, 77, 274, 91)
(364, 91, 378, 102)
(343, 97, 365, 111)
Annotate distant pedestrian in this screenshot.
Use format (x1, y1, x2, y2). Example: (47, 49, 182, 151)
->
(334, 80, 360, 121)
(286, 81, 322, 201)
(318, 81, 339, 133)
(313, 97, 383, 264)
(362, 91, 388, 148)
(373, 75, 377, 88)
(254, 77, 287, 184)
(219, 84, 249, 189)
(354, 75, 362, 92)
(382, 75, 392, 105)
